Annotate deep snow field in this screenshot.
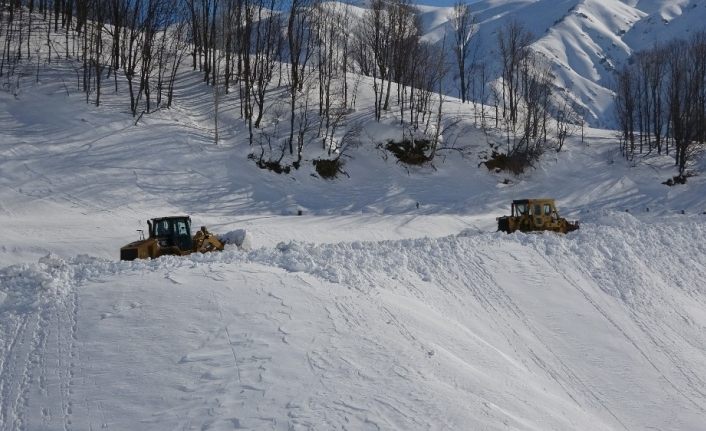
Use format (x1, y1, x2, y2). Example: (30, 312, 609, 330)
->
(2, 27, 706, 431)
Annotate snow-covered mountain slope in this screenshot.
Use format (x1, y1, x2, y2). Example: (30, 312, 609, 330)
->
(378, 0, 706, 127)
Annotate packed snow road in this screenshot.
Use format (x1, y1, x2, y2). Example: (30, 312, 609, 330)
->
(1, 213, 705, 430)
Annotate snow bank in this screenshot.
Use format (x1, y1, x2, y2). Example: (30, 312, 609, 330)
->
(0, 254, 74, 314)
(3, 211, 703, 309)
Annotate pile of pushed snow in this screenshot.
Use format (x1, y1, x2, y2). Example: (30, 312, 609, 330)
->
(0, 254, 75, 313)
(3, 211, 703, 304)
(218, 229, 252, 250)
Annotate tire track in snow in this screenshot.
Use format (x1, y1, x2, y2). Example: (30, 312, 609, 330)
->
(61, 289, 80, 431)
(551, 260, 706, 415)
(248, 226, 703, 429)
(48, 271, 80, 431)
(0, 316, 31, 431)
(12, 298, 53, 431)
(9, 316, 34, 431)
(629, 316, 706, 401)
(0, 256, 79, 431)
(471, 248, 630, 431)
(36, 305, 52, 428)
(55, 303, 68, 431)
(557, 219, 706, 411)
(210, 290, 242, 385)
(0, 258, 69, 431)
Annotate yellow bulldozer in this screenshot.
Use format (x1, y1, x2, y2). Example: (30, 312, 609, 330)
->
(120, 216, 225, 261)
(497, 199, 579, 234)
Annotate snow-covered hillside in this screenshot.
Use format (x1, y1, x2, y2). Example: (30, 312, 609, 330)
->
(2, 2, 706, 429)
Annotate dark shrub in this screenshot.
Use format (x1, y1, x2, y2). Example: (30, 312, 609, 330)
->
(483, 151, 527, 175)
(662, 173, 693, 186)
(313, 158, 345, 179)
(385, 139, 433, 165)
(248, 153, 291, 174)
(482, 148, 542, 175)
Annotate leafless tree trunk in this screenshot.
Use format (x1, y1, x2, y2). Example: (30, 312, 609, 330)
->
(451, 1, 475, 103)
(497, 20, 532, 127)
(287, 0, 314, 154)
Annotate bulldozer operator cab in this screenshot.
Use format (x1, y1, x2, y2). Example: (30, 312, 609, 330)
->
(149, 216, 193, 251)
(513, 202, 529, 216)
(513, 199, 560, 225)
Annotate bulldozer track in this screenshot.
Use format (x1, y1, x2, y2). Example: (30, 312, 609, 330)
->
(0, 296, 53, 431)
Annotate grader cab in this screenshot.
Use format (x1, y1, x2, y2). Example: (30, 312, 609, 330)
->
(120, 216, 225, 261)
(497, 199, 579, 234)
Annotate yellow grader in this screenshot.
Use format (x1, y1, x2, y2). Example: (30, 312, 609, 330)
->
(120, 216, 225, 261)
(497, 199, 579, 234)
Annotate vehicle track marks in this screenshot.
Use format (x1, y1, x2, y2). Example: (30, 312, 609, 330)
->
(0, 316, 30, 431)
(553, 260, 706, 414)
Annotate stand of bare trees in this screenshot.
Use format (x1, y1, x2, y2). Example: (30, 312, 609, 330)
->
(1, 0, 601, 177)
(615, 32, 706, 178)
(353, 0, 449, 157)
(313, 2, 350, 152)
(355, 0, 432, 124)
(1, 0, 188, 115)
(491, 21, 557, 169)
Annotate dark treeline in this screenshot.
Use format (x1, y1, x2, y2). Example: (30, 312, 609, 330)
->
(615, 32, 706, 178)
(1, 0, 576, 173)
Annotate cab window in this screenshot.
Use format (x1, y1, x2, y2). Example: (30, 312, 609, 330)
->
(177, 220, 189, 236)
(514, 203, 528, 216)
(544, 204, 551, 215)
(156, 220, 170, 236)
(534, 204, 541, 216)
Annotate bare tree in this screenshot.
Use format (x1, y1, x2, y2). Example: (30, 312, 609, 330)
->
(451, 1, 475, 103)
(554, 92, 580, 152)
(357, 0, 388, 121)
(615, 65, 637, 160)
(497, 20, 532, 127)
(252, 0, 283, 128)
(286, 0, 314, 154)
